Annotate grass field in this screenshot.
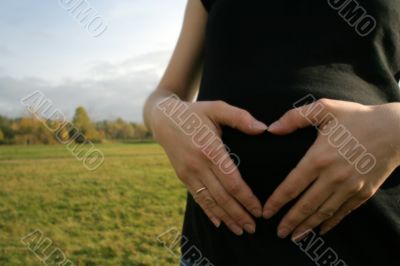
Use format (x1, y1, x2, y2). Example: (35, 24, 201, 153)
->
(0, 143, 187, 266)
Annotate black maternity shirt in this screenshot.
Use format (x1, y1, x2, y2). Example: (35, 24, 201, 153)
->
(181, 1, 400, 265)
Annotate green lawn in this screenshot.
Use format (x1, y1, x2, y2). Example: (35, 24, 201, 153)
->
(0, 143, 186, 265)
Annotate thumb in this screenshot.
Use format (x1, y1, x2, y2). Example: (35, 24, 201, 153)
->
(268, 100, 331, 135)
(207, 101, 268, 135)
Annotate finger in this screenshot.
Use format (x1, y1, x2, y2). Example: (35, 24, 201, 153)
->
(263, 144, 323, 220)
(291, 178, 363, 240)
(192, 186, 241, 234)
(268, 98, 334, 135)
(184, 177, 221, 227)
(208, 150, 263, 218)
(186, 176, 244, 235)
(202, 170, 257, 235)
(319, 188, 374, 235)
(201, 137, 263, 217)
(276, 174, 335, 239)
(198, 199, 222, 228)
(206, 101, 268, 134)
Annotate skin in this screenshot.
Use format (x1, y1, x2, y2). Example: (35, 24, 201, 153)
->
(144, 0, 266, 235)
(263, 99, 400, 240)
(143, 0, 400, 237)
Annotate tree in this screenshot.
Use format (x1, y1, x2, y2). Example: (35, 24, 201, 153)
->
(12, 117, 39, 144)
(108, 118, 135, 139)
(71, 106, 100, 143)
(0, 129, 4, 143)
(52, 121, 71, 143)
(0, 115, 14, 141)
(133, 123, 152, 140)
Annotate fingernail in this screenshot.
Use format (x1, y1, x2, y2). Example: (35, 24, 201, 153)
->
(277, 227, 291, 239)
(291, 230, 311, 242)
(263, 209, 274, 219)
(251, 121, 268, 131)
(252, 208, 262, 218)
(268, 120, 281, 131)
(231, 224, 244, 236)
(320, 227, 331, 235)
(243, 224, 256, 234)
(211, 218, 221, 228)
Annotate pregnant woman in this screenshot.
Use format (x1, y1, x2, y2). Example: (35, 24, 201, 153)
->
(144, 0, 400, 265)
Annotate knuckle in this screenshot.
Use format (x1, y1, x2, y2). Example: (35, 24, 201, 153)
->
(345, 208, 353, 216)
(217, 211, 229, 221)
(237, 110, 251, 124)
(298, 201, 316, 216)
(316, 208, 335, 219)
(175, 165, 189, 179)
(203, 196, 217, 209)
(226, 180, 242, 195)
(359, 189, 375, 200)
(317, 98, 332, 109)
(287, 108, 297, 117)
(214, 100, 227, 109)
(184, 155, 199, 169)
(313, 154, 334, 169)
(330, 172, 349, 185)
(281, 186, 297, 201)
(193, 194, 202, 204)
(233, 213, 248, 225)
(346, 182, 362, 194)
(287, 110, 299, 125)
(214, 193, 231, 206)
(176, 162, 195, 177)
(291, 165, 305, 177)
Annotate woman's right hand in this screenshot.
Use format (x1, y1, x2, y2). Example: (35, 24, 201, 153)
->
(150, 95, 268, 235)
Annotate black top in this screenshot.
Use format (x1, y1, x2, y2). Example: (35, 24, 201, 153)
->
(181, 1, 400, 265)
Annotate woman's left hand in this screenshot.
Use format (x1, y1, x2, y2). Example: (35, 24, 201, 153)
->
(262, 98, 400, 240)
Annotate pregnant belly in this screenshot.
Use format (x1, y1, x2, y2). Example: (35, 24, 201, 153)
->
(195, 90, 319, 201)
(196, 79, 396, 200)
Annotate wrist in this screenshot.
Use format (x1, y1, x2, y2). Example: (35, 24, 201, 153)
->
(146, 93, 183, 141)
(378, 102, 400, 164)
(144, 90, 171, 135)
(146, 99, 165, 141)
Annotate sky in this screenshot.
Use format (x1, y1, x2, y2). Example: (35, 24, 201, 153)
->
(0, 0, 186, 122)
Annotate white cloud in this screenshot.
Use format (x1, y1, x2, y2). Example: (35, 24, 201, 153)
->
(0, 50, 172, 122)
(0, 0, 186, 122)
(0, 44, 13, 56)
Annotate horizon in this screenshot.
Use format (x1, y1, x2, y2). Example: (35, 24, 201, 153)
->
(0, 0, 186, 123)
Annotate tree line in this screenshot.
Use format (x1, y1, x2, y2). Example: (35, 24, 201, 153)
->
(0, 106, 152, 145)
